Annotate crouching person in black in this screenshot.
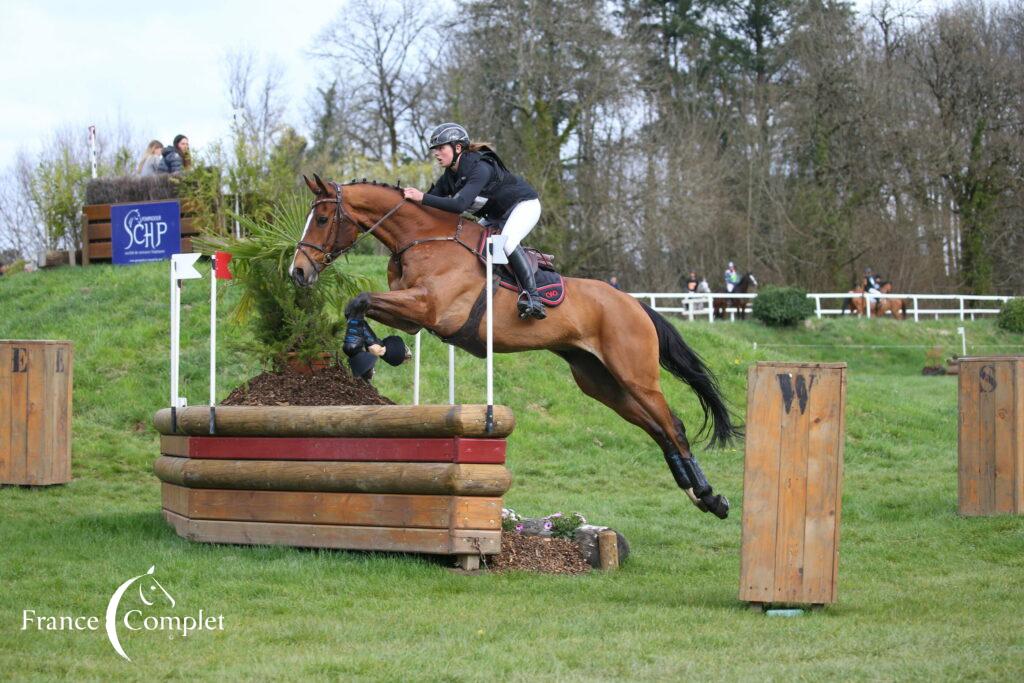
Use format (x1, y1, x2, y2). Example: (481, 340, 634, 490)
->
(342, 315, 411, 381)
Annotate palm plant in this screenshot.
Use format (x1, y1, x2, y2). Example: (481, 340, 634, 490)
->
(195, 193, 371, 367)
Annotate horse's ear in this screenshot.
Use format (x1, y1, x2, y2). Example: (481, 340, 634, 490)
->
(303, 175, 321, 195)
(313, 173, 329, 195)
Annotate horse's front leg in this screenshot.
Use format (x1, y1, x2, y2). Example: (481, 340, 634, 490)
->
(345, 288, 433, 335)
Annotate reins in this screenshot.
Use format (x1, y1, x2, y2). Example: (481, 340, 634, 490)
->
(296, 182, 407, 274)
(296, 181, 483, 272)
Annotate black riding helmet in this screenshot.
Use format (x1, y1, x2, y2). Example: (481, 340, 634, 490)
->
(428, 122, 470, 150)
(428, 122, 470, 166)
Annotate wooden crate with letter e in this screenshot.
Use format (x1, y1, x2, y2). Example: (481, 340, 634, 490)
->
(0, 340, 73, 485)
(739, 362, 846, 608)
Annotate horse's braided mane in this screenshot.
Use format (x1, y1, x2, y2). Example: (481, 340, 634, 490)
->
(340, 178, 404, 192)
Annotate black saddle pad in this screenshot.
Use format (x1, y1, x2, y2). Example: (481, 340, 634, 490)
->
(475, 228, 565, 307)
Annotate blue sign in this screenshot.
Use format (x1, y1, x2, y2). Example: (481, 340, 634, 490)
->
(111, 200, 181, 264)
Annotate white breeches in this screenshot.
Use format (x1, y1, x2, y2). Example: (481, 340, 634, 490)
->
(499, 199, 541, 255)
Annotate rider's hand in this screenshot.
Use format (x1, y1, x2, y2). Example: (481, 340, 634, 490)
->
(368, 344, 386, 357)
(403, 187, 424, 202)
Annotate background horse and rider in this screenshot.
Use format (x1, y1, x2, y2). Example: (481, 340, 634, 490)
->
(713, 272, 757, 320)
(289, 175, 739, 519)
(842, 279, 905, 319)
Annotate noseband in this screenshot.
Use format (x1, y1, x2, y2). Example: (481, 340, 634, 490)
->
(296, 182, 406, 274)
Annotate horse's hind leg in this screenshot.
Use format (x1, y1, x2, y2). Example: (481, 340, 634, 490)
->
(555, 350, 675, 450)
(594, 338, 729, 519)
(560, 347, 728, 519)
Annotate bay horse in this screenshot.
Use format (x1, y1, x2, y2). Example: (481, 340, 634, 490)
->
(713, 273, 757, 320)
(874, 281, 905, 319)
(842, 281, 867, 316)
(290, 175, 739, 519)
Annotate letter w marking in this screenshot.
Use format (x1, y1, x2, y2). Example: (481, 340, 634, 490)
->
(776, 373, 815, 415)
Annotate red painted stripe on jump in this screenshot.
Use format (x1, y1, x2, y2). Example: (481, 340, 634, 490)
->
(165, 436, 506, 463)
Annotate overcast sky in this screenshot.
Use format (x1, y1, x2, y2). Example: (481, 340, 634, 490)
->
(0, 0, 947, 172)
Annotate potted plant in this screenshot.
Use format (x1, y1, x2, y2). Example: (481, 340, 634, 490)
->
(195, 193, 370, 373)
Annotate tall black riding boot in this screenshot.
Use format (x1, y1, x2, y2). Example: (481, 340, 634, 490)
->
(506, 246, 546, 320)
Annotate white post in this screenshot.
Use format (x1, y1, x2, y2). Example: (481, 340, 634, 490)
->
(865, 293, 871, 319)
(913, 296, 919, 322)
(87, 125, 98, 179)
(486, 239, 495, 430)
(448, 345, 455, 405)
(209, 256, 217, 432)
(649, 295, 656, 309)
(687, 296, 694, 322)
(485, 236, 508, 435)
(170, 262, 179, 411)
(814, 295, 822, 319)
(169, 254, 203, 423)
(707, 294, 714, 323)
(413, 331, 421, 405)
(958, 326, 967, 357)
(959, 297, 965, 321)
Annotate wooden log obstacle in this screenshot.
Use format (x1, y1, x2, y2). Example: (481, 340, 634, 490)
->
(153, 404, 514, 570)
(0, 341, 73, 486)
(958, 357, 1024, 516)
(739, 362, 846, 609)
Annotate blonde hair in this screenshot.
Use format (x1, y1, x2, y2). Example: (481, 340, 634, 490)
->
(136, 140, 164, 174)
(468, 141, 496, 153)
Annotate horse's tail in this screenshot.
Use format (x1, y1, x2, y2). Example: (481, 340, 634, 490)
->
(640, 302, 742, 447)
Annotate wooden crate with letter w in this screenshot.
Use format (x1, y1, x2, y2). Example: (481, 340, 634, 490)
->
(739, 362, 846, 608)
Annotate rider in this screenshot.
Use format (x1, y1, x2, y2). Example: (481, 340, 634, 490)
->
(864, 267, 882, 308)
(724, 262, 741, 293)
(402, 123, 546, 320)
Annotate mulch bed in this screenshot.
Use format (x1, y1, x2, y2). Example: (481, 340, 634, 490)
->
(221, 365, 394, 406)
(486, 533, 591, 575)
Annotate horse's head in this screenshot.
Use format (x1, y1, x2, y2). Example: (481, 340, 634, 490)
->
(290, 174, 361, 287)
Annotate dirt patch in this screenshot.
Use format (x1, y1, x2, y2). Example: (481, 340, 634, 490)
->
(486, 533, 591, 575)
(221, 365, 394, 406)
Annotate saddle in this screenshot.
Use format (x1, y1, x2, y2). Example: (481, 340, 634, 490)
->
(475, 227, 565, 307)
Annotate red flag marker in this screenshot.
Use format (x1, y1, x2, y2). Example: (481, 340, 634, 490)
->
(214, 251, 233, 279)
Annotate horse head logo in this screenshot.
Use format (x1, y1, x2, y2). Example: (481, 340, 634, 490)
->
(104, 566, 175, 662)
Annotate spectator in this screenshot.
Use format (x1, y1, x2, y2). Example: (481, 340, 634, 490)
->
(608, 275, 621, 290)
(159, 134, 191, 174)
(135, 140, 164, 177)
(685, 271, 699, 293)
(724, 261, 741, 292)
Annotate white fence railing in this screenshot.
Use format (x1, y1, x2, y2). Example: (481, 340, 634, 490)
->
(629, 292, 1016, 322)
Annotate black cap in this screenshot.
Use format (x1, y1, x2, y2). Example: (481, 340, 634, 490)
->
(348, 351, 377, 380)
(381, 336, 409, 367)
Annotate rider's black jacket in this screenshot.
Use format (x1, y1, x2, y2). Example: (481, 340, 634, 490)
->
(422, 149, 538, 223)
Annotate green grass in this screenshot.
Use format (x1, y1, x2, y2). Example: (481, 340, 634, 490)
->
(2, 258, 1023, 681)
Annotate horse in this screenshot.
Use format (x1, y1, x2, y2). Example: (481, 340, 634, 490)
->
(289, 175, 739, 520)
(713, 273, 757, 320)
(842, 281, 867, 316)
(874, 281, 905, 319)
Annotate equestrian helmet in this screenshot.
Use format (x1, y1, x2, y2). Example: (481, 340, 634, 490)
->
(428, 123, 470, 150)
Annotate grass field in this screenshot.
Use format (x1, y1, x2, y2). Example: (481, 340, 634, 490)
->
(1, 258, 1023, 681)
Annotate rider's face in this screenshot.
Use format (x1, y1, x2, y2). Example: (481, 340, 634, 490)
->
(431, 143, 459, 168)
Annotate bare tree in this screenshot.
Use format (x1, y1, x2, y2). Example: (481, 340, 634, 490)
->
(312, 0, 437, 167)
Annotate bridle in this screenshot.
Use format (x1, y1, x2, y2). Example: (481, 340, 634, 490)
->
(295, 182, 406, 275)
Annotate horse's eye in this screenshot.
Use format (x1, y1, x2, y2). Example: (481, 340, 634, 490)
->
(316, 216, 328, 225)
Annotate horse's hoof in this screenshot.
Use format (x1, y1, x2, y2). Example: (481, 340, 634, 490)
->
(344, 293, 371, 319)
(702, 494, 729, 520)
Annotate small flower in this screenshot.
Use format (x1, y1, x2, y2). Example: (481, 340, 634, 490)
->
(515, 523, 524, 532)
(544, 521, 553, 530)
(547, 512, 563, 519)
